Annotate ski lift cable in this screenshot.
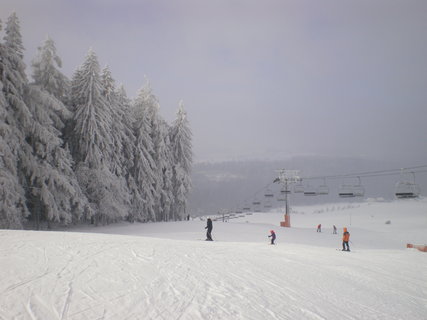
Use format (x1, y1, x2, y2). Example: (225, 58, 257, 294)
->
(233, 165, 427, 214)
(301, 165, 427, 181)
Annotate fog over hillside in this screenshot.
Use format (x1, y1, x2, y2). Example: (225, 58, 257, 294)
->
(188, 156, 427, 216)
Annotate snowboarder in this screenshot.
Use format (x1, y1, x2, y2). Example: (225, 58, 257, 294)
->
(342, 227, 350, 251)
(317, 224, 322, 232)
(333, 225, 337, 234)
(268, 230, 276, 245)
(205, 218, 213, 241)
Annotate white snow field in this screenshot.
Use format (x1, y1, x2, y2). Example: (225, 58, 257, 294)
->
(1, 199, 427, 320)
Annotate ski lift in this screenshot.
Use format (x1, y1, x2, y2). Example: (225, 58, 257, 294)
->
(304, 183, 317, 196)
(280, 187, 291, 194)
(264, 188, 274, 198)
(293, 178, 304, 193)
(395, 171, 420, 199)
(338, 177, 364, 198)
(317, 178, 329, 195)
(263, 197, 272, 208)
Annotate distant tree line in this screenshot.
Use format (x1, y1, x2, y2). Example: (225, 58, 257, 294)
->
(0, 12, 192, 229)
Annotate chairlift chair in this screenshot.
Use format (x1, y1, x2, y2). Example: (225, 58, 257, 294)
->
(293, 179, 304, 193)
(304, 183, 317, 196)
(263, 198, 272, 208)
(280, 187, 291, 194)
(317, 178, 329, 195)
(338, 177, 364, 198)
(264, 188, 274, 198)
(395, 171, 420, 199)
(338, 185, 356, 198)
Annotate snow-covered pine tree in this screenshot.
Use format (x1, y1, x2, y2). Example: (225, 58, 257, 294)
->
(70, 49, 128, 224)
(70, 66, 83, 112)
(100, 66, 125, 177)
(100, 66, 131, 212)
(3, 12, 24, 59)
(24, 85, 91, 226)
(31, 36, 70, 103)
(132, 85, 158, 222)
(135, 79, 164, 220)
(116, 85, 135, 174)
(158, 119, 174, 221)
(19, 36, 91, 226)
(1, 13, 30, 130)
(170, 101, 192, 220)
(0, 13, 33, 228)
(116, 85, 141, 222)
(0, 53, 29, 228)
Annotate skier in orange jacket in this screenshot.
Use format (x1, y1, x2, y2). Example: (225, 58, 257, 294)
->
(342, 227, 350, 251)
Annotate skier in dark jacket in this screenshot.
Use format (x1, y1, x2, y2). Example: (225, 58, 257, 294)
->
(268, 230, 276, 245)
(205, 218, 213, 241)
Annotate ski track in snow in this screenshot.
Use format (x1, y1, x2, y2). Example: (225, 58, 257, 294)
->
(1, 200, 427, 319)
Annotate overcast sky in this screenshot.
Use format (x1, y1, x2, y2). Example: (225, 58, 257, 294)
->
(2, 0, 427, 163)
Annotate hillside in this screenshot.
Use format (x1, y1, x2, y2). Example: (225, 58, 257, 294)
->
(1, 199, 426, 319)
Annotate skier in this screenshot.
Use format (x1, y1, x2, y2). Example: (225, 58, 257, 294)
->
(268, 230, 276, 245)
(333, 225, 337, 234)
(205, 218, 213, 241)
(342, 227, 350, 251)
(317, 224, 322, 232)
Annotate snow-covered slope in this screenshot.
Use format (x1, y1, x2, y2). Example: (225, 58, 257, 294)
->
(1, 199, 426, 319)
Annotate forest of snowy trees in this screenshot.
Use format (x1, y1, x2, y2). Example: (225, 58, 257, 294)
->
(0, 13, 192, 229)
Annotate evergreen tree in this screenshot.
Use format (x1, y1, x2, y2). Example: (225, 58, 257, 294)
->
(100, 66, 125, 176)
(158, 119, 174, 221)
(70, 49, 128, 224)
(132, 86, 158, 221)
(116, 85, 135, 173)
(170, 101, 192, 220)
(23, 85, 90, 226)
(0, 13, 33, 228)
(136, 79, 164, 219)
(32, 36, 70, 103)
(4, 12, 24, 59)
(0, 73, 28, 228)
(116, 85, 140, 222)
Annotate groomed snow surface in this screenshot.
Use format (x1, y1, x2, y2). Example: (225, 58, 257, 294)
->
(1, 199, 427, 320)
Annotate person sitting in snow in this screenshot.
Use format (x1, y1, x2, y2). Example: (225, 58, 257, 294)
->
(342, 227, 350, 251)
(205, 218, 213, 241)
(317, 224, 322, 232)
(268, 230, 276, 245)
